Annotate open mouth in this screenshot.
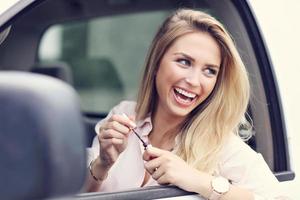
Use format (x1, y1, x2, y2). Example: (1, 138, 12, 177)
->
(173, 87, 198, 105)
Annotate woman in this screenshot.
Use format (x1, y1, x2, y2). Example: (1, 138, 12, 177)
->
(86, 9, 282, 200)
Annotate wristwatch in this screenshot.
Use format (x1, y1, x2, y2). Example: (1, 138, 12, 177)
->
(208, 176, 230, 200)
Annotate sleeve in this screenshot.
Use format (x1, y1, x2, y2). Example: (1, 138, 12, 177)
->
(219, 136, 286, 200)
(86, 101, 137, 167)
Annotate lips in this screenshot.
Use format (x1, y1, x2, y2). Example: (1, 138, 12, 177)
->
(173, 87, 198, 106)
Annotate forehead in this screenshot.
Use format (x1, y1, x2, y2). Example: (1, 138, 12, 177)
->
(166, 32, 221, 66)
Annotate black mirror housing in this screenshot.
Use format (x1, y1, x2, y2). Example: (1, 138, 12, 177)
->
(0, 72, 87, 199)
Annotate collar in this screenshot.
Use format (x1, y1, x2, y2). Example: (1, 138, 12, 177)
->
(135, 113, 153, 137)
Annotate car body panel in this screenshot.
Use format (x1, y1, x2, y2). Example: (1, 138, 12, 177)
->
(0, 0, 22, 15)
(249, 1, 300, 199)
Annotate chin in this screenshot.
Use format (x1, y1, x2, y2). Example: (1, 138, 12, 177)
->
(169, 106, 193, 118)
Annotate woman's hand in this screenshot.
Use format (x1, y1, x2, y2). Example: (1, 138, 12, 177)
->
(143, 146, 204, 193)
(98, 114, 136, 168)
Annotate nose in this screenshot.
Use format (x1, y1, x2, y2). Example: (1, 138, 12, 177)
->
(185, 69, 201, 86)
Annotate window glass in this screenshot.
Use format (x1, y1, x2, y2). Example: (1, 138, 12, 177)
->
(38, 11, 170, 113)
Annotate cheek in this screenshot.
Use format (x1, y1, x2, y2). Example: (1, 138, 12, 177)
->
(156, 64, 179, 85)
(203, 78, 218, 96)
(155, 69, 168, 96)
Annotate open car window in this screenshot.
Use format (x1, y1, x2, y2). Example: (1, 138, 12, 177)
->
(38, 11, 171, 114)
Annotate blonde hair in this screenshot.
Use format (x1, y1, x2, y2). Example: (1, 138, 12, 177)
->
(136, 9, 250, 173)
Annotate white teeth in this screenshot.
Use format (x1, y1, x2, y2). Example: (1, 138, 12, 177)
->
(174, 87, 196, 98)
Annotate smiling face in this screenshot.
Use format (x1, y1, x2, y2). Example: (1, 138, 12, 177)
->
(155, 32, 221, 120)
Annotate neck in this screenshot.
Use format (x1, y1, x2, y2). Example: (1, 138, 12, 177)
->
(149, 105, 184, 150)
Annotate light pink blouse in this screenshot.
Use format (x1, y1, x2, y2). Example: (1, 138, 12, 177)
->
(87, 101, 283, 199)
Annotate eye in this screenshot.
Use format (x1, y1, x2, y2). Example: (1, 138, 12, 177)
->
(204, 67, 218, 77)
(176, 58, 191, 67)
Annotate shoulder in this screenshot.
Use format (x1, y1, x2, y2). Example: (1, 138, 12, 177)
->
(219, 134, 260, 169)
(220, 134, 255, 160)
(218, 134, 280, 197)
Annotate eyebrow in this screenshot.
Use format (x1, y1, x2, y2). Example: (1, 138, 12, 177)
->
(174, 52, 220, 69)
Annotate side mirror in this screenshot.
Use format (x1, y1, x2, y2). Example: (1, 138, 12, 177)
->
(0, 72, 86, 199)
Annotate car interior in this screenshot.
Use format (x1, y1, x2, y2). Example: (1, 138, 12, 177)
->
(0, 0, 295, 199)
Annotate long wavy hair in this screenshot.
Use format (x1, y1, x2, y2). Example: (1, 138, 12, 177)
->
(136, 9, 250, 173)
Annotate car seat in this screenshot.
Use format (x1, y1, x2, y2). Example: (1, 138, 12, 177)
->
(30, 62, 73, 85)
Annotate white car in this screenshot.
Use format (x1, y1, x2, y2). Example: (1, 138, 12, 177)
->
(0, 0, 299, 199)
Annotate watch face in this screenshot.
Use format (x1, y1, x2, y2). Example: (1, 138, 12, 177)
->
(212, 177, 230, 193)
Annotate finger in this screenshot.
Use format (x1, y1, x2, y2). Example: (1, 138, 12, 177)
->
(151, 166, 165, 180)
(156, 175, 170, 185)
(99, 136, 128, 156)
(144, 145, 165, 159)
(110, 114, 136, 129)
(107, 120, 132, 135)
(111, 137, 124, 145)
(143, 146, 158, 161)
(100, 137, 125, 146)
(121, 113, 137, 128)
(101, 129, 127, 140)
(144, 156, 163, 174)
(128, 115, 136, 122)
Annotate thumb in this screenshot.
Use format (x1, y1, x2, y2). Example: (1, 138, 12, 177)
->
(128, 115, 136, 123)
(143, 145, 164, 161)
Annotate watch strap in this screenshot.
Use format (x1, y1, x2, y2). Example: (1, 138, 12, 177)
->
(208, 189, 222, 200)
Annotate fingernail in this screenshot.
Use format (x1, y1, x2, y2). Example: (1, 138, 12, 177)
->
(129, 121, 137, 128)
(122, 113, 129, 119)
(122, 113, 136, 128)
